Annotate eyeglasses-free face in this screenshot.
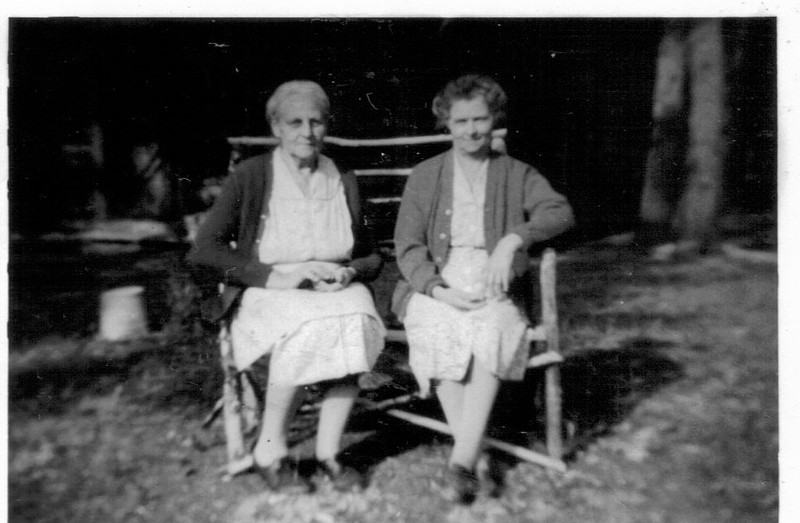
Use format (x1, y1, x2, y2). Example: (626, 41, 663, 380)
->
(271, 96, 327, 167)
(446, 96, 494, 160)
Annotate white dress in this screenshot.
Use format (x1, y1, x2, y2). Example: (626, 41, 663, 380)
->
(229, 151, 385, 385)
(404, 154, 530, 396)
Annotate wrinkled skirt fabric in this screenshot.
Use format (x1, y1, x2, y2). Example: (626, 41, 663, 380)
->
(230, 282, 385, 386)
(404, 248, 529, 396)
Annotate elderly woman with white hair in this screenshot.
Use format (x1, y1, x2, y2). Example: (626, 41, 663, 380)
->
(189, 80, 385, 493)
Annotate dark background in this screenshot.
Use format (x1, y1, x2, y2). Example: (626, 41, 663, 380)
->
(7, 17, 777, 240)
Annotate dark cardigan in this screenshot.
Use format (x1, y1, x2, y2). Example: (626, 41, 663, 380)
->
(392, 150, 574, 320)
(187, 151, 383, 321)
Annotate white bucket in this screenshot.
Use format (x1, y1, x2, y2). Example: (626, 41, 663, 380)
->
(98, 285, 149, 341)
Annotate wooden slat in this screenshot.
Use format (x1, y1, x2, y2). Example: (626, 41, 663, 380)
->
(358, 398, 566, 472)
(367, 197, 403, 204)
(220, 454, 255, 479)
(353, 168, 413, 176)
(227, 128, 507, 148)
(389, 325, 546, 345)
(385, 328, 408, 344)
(324, 134, 448, 147)
(525, 325, 546, 342)
(527, 351, 564, 369)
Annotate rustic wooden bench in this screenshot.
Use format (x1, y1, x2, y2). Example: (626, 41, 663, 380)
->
(204, 131, 566, 477)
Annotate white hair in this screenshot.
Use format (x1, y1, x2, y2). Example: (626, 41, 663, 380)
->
(265, 80, 330, 123)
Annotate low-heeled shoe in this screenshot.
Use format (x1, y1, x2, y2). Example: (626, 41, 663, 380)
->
(254, 456, 312, 494)
(442, 464, 479, 505)
(315, 458, 365, 492)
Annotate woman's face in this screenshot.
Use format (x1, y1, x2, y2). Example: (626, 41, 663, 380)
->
(446, 95, 494, 159)
(271, 96, 327, 165)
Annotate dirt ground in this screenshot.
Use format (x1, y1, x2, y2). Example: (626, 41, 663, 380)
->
(7, 230, 778, 522)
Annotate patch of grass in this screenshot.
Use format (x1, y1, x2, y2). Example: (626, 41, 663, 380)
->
(7, 240, 778, 522)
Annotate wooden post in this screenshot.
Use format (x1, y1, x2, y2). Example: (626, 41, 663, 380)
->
(540, 249, 563, 460)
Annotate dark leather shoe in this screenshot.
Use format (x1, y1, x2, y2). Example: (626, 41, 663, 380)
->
(254, 456, 312, 494)
(315, 458, 365, 492)
(483, 453, 507, 498)
(442, 464, 479, 505)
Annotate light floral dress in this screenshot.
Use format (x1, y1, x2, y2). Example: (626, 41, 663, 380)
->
(404, 154, 530, 395)
(229, 151, 385, 385)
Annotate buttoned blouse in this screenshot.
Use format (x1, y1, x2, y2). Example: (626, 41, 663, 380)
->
(257, 152, 354, 265)
(450, 154, 488, 249)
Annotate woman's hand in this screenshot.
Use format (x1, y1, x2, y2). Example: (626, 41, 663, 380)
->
(314, 266, 357, 292)
(432, 285, 486, 311)
(266, 263, 336, 290)
(484, 233, 523, 298)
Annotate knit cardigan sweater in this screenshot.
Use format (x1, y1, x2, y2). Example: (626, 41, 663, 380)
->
(392, 150, 574, 319)
(188, 151, 382, 321)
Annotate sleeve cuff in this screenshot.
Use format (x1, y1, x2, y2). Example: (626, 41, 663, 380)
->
(424, 276, 447, 296)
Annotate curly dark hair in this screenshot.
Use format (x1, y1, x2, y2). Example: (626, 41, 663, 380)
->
(431, 74, 508, 129)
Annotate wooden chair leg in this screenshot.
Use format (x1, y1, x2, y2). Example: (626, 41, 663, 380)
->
(239, 370, 261, 436)
(545, 365, 563, 459)
(222, 368, 247, 464)
(219, 324, 255, 476)
(540, 248, 564, 461)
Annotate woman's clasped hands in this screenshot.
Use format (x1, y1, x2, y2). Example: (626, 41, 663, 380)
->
(433, 233, 523, 310)
(266, 261, 356, 291)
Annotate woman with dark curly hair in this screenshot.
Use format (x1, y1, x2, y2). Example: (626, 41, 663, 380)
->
(393, 74, 574, 504)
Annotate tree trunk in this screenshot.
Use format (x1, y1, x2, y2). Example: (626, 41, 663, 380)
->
(639, 19, 727, 250)
(677, 18, 726, 245)
(639, 21, 688, 243)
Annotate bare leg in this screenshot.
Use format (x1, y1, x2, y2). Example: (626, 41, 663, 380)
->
(449, 361, 501, 469)
(315, 381, 360, 461)
(252, 368, 304, 467)
(436, 379, 465, 433)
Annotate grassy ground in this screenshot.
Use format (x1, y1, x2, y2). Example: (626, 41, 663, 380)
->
(7, 237, 778, 522)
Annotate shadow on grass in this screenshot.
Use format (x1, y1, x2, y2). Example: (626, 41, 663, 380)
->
(559, 339, 683, 456)
(483, 337, 683, 465)
(327, 334, 683, 475)
(9, 333, 223, 416)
